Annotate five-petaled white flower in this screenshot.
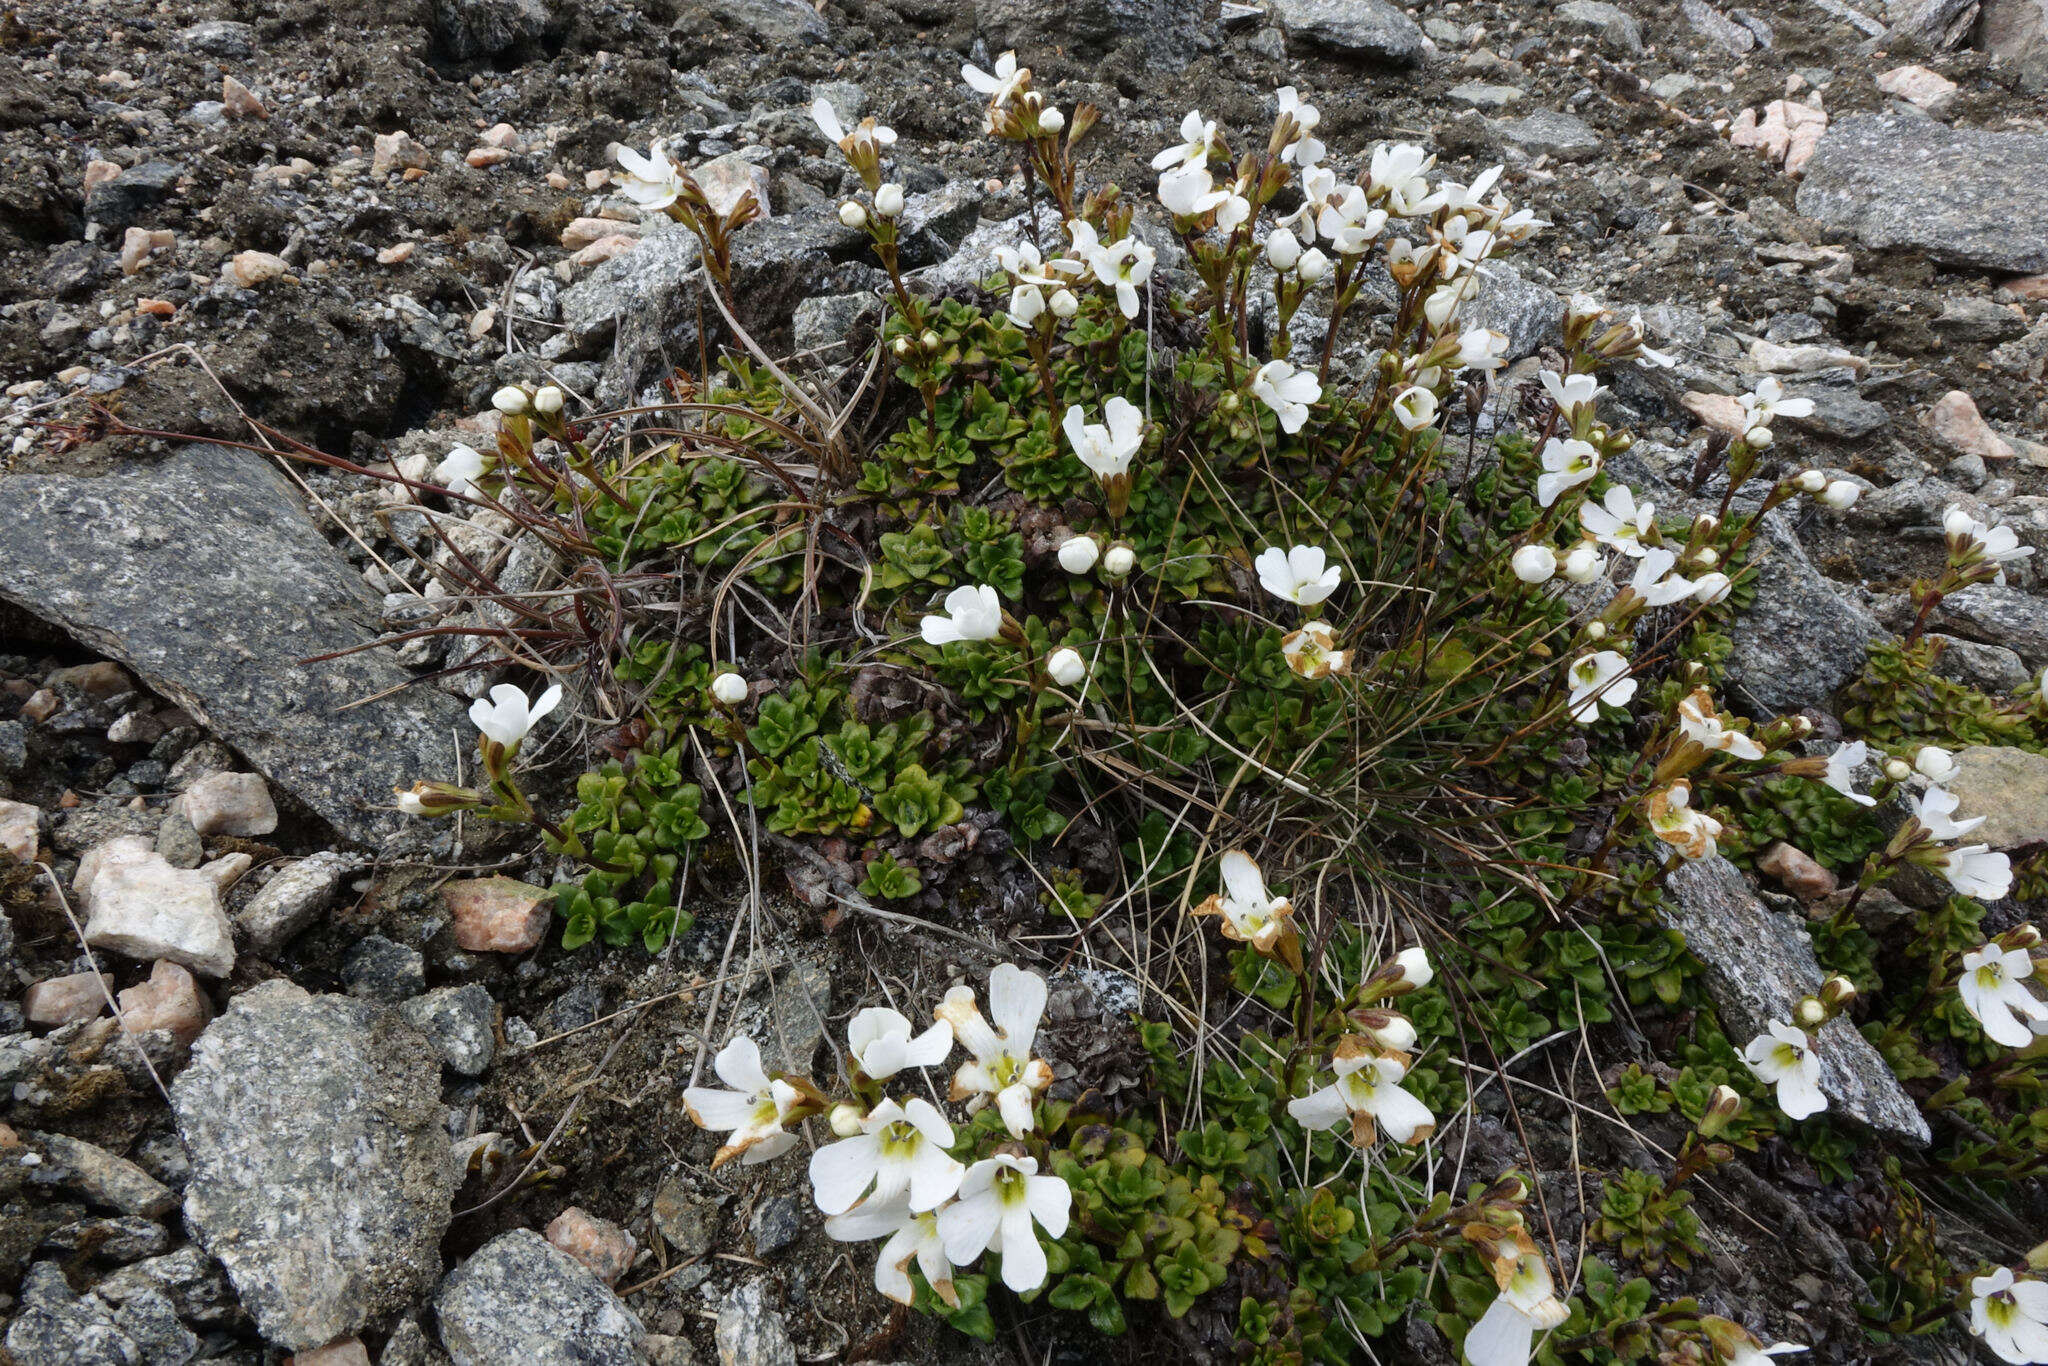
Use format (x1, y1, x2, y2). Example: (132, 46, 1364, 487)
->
(1158, 163, 1228, 218)
(1566, 650, 1636, 724)
(1088, 237, 1156, 319)
(1251, 359, 1321, 435)
(992, 240, 1078, 284)
(1971, 1267, 2048, 1365)
(1276, 87, 1324, 164)
(961, 50, 1028, 109)
(1943, 506, 2035, 584)
(809, 1097, 964, 1216)
(1281, 620, 1349, 679)
(847, 1006, 952, 1080)
(936, 963, 1054, 1138)
(1579, 485, 1654, 557)
(614, 140, 686, 211)
(683, 1036, 809, 1167)
(1317, 186, 1387, 254)
(1256, 544, 1343, 607)
(1625, 546, 1696, 607)
(920, 584, 1005, 646)
(1152, 108, 1222, 170)
(1368, 142, 1438, 216)
(1391, 385, 1439, 432)
(1540, 370, 1604, 419)
(1821, 740, 1876, 807)
(1193, 850, 1297, 958)
(1464, 1244, 1570, 1366)
(1066, 395, 1143, 472)
(1958, 944, 2048, 1048)
(1648, 780, 1723, 861)
(1677, 687, 1766, 760)
(470, 682, 562, 748)
(1736, 376, 1814, 435)
(1936, 845, 2013, 901)
(1535, 437, 1600, 507)
(1286, 1039, 1436, 1147)
(810, 97, 896, 155)
(1456, 328, 1509, 373)
(435, 443, 487, 500)
(936, 1153, 1072, 1294)
(1913, 785, 1986, 842)
(1743, 1020, 1826, 1120)
(825, 1195, 957, 1308)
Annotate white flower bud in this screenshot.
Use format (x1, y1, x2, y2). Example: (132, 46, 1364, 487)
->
(1562, 542, 1604, 584)
(1585, 621, 1608, 641)
(1794, 469, 1827, 493)
(1820, 480, 1860, 510)
(1047, 647, 1087, 687)
(1038, 106, 1065, 133)
(1744, 425, 1773, 448)
(1690, 546, 1720, 569)
(829, 1102, 867, 1137)
(710, 671, 749, 705)
(1693, 513, 1720, 536)
(839, 200, 868, 229)
(891, 336, 912, 357)
(1393, 946, 1433, 989)
(1914, 744, 1958, 782)
(919, 329, 941, 350)
(1049, 289, 1079, 318)
(491, 385, 529, 415)
(1511, 544, 1557, 583)
(1882, 757, 1913, 782)
(1943, 505, 1978, 538)
(874, 182, 905, 217)
(1692, 571, 1733, 605)
(1058, 534, 1101, 574)
(1266, 227, 1301, 271)
(532, 385, 564, 416)
(1296, 246, 1330, 282)
(1102, 545, 1136, 578)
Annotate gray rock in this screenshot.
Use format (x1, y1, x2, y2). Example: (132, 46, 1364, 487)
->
(1650, 72, 1702, 99)
(1975, 0, 2048, 90)
(151, 808, 202, 870)
(341, 934, 427, 1001)
(1663, 857, 1930, 1142)
(1943, 746, 2048, 850)
(400, 983, 498, 1076)
(381, 1317, 451, 1366)
(715, 1280, 796, 1366)
(1928, 582, 2048, 667)
(1269, 0, 1424, 63)
(0, 445, 472, 851)
(179, 19, 255, 56)
(84, 162, 182, 231)
(976, 0, 1209, 60)
(432, 0, 549, 58)
(30, 1133, 176, 1219)
(1797, 114, 2048, 272)
(435, 1230, 644, 1366)
(236, 851, 364, 954)
(1724, 508, 1883, 715)
(1784, 386, 1890, 440)
(4, 1262, 143, 1366)
(702, 0, 829, 43)
(94, 1248, 237, 1327)
(762, 956, 832, 1075)
(651, 1173, 718, 1257)
(1447, 81, 1524, 110)
(897, 183, 985, 266)
(1682, 0, 1758, 52)
(109, 1288, 199, 1366)
(1556, 0, 1644, 52)
(1494, 110, 1603, 161)
(1934, 296, 2027, 343)
(792, 292, 883, 362)
(1928, 633, 2032, 693)
(170, 980, 455, 1350)
(40, 1215, 173, 1263)
(1465, 260, 1561, 360)
(749, 1193, 804, 1257)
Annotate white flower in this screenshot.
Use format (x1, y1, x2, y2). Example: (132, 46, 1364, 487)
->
(840, 200, 868, 229)
(1048, 288, 1078, 317)
(683, 1036, 807, 1167)
(936, 1154, 1071, 1294)
(1251, 359, 1321, 435)
(1914, 745, 1958, 783)
(1215, 186, 1253, 233)
(1821, 740, 1877, 807)
(396, 789, 429, 815)
(1276, 87, 1322, 164)
(1937, 845, 2013, 901)
(961, 50, 1027, 107)
(1566, 651, 1635, 724)
(1058, 534, 1100, 574)
(1511, 545, 1556, 583)
(1562, 543, 1605, 584)
(1648, 780, 1724, 860)
(1693, 572, 1733, 605)
(1737, 376, 1814, 431)
(1287, 1042, 1436, 1146)
(1391, 385, 1439, 432)
(1394, 947, 1433, 989)
(1368, 142, 1437, 216)
(874, 182, 905, 217)
(1958, 945, 2048, 1047)
(1617, 546, 1692, 607)
(1152, 109, 1221, 170)
(1280, 620, 1349, 679)
(1629, 313, 1677, 368)
(1194, 850, 1296, 956)
(1539, 370, 1604, 419)
(1579, 485, 1654, 557)
(1535, 438, 1600, 508)
(993, 240, 1078, 285)
(1047, 647, 1087, 688)
(847, 1006, 953, 1080)
(1038, 107, 1065, 133)
(1944, 506, 2035, 584)
(1434, 164, 1504, 218)
(1061, 396, 1143, 482)
(1423, 279, 1473, 331)
(1256, 544, 1343, 607)
(810, 97, 896, 152)
(1317, 186, 1387, 255)
(1914, 785, 1986, 841)
(825, 1195, 956, 1308)
(920, 584, 1005, 646)
(1158, 163, 1227, 217)
(1970, 1267, 2048, 1365)
(1678, 687, 1765, 760)
(810, 1097, 965, 1216)
(936, 963, 1054, 1138)
(435, 443, 487, 499)
(1464, 1247, 1570, 1366)
(1088, 237, 1156, 319)
(1743, 1020, 1826, 1120)
(1266, 226, 1302, 271)
(614, 140, 685, 211)
(710, 672, 749, 706)
(1296, 246, 1330, 282)
(491, 385, 530, 416)
(1455, 328, 1509, 373)
(470, 682, 562, 747)
(1724, 1342, 1808, 1366)
(1819, 479, 1861, 510)
(1102, 544, 1136, 578)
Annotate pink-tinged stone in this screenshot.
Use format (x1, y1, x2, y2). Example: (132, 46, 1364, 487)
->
(693, 151, 771, 220)
(545, 1207, 637, 1285)
(1875, 64, 1957, 115)
(75, 835, 156, 904)
(48, 661, 133, 697)
(116, 960, 213, 1047)
(569, 234, 641, 267)
(377, 241, 417, 265)
(225, 250, 290, 287)
(84, 851, 237, 978)
(287, 1340, 372, 1366)
(1925, 390, 2016, 460)
(181, 771, 278, 837)
(444, 876, 550, 953)
(0, 798, 38, 864)
(21, 688, 61, 722)
(25, 972, 107, 1027)
(481, 122, 519, 149)
(2003, 275, 2048, 301)
(466, 146, 512, 168)
(371, 130, 429, 177)
(1681, 391, 1748, 438)
(1757, 842, 1839, 900)
(222, 74, 267, 119)
(1730, 99, 1828, 176)
(84, 159, 122, 194)
(559, 216, 646, 250)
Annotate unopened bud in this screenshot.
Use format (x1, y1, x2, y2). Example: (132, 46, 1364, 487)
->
(829, 1103, 866, 1137)
(1882, 757, 1912, 782)
(1585, 621, 1608, 641)
(1820, 479, 1860, 510)
(1745, 424, 1774, 448)
(1819, 976, 1857, 1014)
(1038, 106, 1065, 133)
(1049, 289, 1078, 318)
(2005, 924, 2043, 951)
(532, 385, 565, 416)
(491, 385, 530, 416)
(891, 336, 912, 357)
(919, 329, 941, 351)
(873, 182, 905, 217)
(1102, 544, 1136, 578)
(839, 200, 868, 229)
(1794, 996, 1827, 1029)
(1689, 546, 1720, 570)
(1794, 469, 1827, 493)
(1693, 513, 1720, 537)
(1698, 1084, 1743, 1137)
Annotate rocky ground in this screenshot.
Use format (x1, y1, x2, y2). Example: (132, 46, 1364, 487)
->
(2, 0, 2048, 1361)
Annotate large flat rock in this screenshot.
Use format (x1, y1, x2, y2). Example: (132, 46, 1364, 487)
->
(1723, 508, 1883, 716)
(0, 444, 470, 850)
(1796, 113, 2048, 272)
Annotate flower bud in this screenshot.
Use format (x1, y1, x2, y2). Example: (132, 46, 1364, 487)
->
(1698, 1084, 1744, 1137)
(874, 182, 905, 217)
(1562, 543, 1604, 584)
(1510, 544, 1557, 584)
(491, 385, 530, 416)
(1692, 572, 1732, 605)
(1266, 227, 1302, 271)
(1057, 534, 1101, 574)
(1038, 106, 1065, 133)
(1047, 647, 1087, 687)
(1049, 289, 1078, 318)
(891, 336, 912, 357)
(532, 385, 565, 416)
(1820, 479, 1860, 510)
(829, 1102, 867, 1137)
(1744, 424, 1773, 448)
(1689, 546, 1719, 570)
(1360, 946, 1433, 1000)
(1350, 1008, 1418, 1052)
(839, 200, 868, 229)
(1794, 996, 1827, 1029)
(919, 329, 941, 350)
(1102, 544, 1136, 578)
(1296, 246, 1330, 282)
(1584, 621, 1608, 641)
(710, 671, 749, 706)
(1819, 975, 1857, 1014)
(1693, 513, 1720, 537)
(1882, 757, 1912, 782)
(1794, 468, 1827, 493)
